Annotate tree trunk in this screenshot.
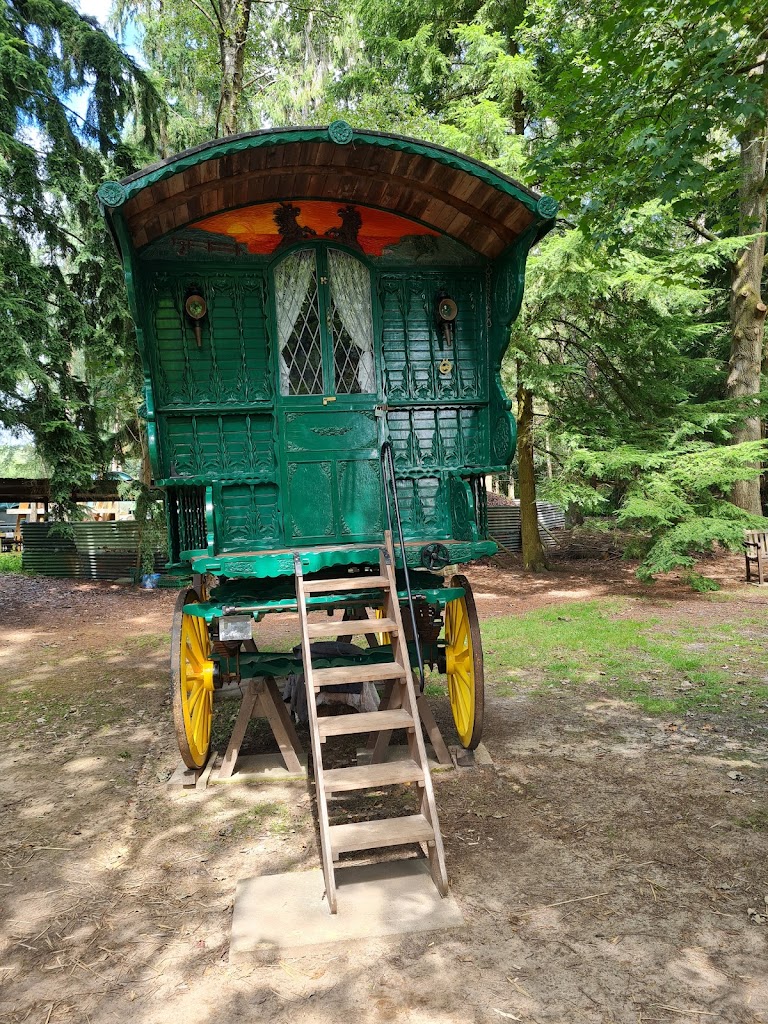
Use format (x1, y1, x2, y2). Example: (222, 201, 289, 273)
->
(216, 0, 252, 137)
(517, 372, 548, 571)
(727, 62, 768, 514)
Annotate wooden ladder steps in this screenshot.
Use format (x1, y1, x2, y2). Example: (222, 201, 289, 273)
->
(318, 708, 413, 739)
(312, 662, 406, 690)
(323, 759, 424, 793)
(307, 617, 398, 639)
(293, 534, 448, 912)
(330, 813, 434, 855)
(303, 575, 390, 593)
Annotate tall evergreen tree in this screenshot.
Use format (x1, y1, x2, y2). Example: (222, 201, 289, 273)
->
(527, 0, 768, 513)
(0, 0, 159, 509)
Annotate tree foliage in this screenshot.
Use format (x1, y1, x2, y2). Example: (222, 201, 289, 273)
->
(511, 204, 768, 578)
(525, 0, 768, 514)
(527, 0, 766, 231)
(0, 0, 159, 511)
(114, 0, 349, 148)
(3, 0, 767, 584)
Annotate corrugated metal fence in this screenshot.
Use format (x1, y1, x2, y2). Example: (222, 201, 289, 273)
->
(487, 501, 566, 552)
(22, 522, 165, 581)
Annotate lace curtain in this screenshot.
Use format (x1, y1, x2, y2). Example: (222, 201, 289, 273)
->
(328, 250, 375, 393)
(275, 249, 316, 394)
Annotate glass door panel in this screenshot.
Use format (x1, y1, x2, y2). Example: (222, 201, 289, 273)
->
(327, 249, 376, 395)
(276, 245, 382, 546)
(276, 249, 324, 396)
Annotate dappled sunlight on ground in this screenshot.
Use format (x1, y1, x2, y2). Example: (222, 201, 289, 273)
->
(0, 564, 765, 1023)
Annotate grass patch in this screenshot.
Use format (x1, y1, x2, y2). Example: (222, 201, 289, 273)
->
(736, 808, 768, 831)
(483, 599, 768, 717)
(0, 552, 22, 573)
(230, 801, 292, 837)
(424, 682, 447, 697)
(126, 632, 171, 650)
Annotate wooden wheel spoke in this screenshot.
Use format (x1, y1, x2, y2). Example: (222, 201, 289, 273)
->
(172, 590, 213, 769)
(187, 682, 206, 712)
(192, 705, 207, 745)
(445, 582, 483, 750)
(452, 673, 471, 708)
(193, 615, 209, 652)
(184, 635, 204, 671)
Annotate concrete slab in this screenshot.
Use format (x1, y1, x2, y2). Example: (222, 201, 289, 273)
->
(230, 860, 464, 962)
(211, 752, 308, 784)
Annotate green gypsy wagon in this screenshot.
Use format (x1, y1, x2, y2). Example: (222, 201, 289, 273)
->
(100, 123, 555, 910)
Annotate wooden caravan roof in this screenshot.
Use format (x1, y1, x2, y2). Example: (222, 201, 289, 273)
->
(100, 123, 557, 260)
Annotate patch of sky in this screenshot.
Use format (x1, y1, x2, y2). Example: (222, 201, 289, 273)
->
(62, 2, 146, 131)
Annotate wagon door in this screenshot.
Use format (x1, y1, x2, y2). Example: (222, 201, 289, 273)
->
(275, 246, 383, 546)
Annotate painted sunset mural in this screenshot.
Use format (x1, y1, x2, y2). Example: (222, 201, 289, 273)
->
(192, 200, 441, 257)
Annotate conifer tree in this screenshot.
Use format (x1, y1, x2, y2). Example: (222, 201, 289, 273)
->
(0, 0, 159, 509)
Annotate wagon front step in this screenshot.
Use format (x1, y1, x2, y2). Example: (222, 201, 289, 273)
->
(323, 760, 424, 793)
(311, 662, 406, 691)
(303, 574, 390, 593)
(329, 815, 434, 856)
(307, 616, 398, 639)
(294, 532, 449, 914)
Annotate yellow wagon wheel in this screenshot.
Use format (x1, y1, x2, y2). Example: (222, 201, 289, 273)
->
(171, 587, 215, 769)
(444, 574, 484, 750)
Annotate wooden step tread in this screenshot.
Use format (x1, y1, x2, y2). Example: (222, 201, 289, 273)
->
(307, 617, 398, 639)
(318, 709, 413, 738)
(330, 814, 434, 854)
(324, 760, 424, 793)
(312, 662, 406, 690)
(303, 575, 390, 594)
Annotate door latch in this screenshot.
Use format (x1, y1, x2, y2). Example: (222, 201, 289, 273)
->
(322, 396, 337, 406)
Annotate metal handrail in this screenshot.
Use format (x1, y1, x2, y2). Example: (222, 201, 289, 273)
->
(380, 441, 425, 692)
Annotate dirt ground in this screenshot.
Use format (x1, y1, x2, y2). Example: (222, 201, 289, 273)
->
(0, 553, 767, 1024)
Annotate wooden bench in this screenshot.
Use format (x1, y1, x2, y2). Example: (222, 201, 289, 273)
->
(744, 530, 768, 584)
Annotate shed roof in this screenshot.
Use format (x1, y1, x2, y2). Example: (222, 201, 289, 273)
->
(100, 123, 557, 260)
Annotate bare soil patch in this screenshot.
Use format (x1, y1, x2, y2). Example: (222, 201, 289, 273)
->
(0, 559, 766, 1024)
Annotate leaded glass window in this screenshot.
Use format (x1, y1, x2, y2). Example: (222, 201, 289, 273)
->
(328, 250, 375, 394)
(276, 249, 324, 396)
(274, 246, 376, 397)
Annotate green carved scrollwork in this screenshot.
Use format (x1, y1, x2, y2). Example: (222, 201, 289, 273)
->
(311, 425, 353, 437)
(328, 120, 354, 145)
(190, 418, 206, 473)
(536, 195, 559, 219)
(244, 485, 264, 539)
(449, 475, 479, 542)
(97, 180, 126, 207)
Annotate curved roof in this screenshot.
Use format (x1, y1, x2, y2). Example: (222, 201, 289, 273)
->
(100, 123, 557, 260)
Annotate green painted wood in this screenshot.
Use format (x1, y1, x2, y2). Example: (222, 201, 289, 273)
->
(188, 539, 496, 578)
(210, 640, 444, 681)
(185, 572, 466, 620)
(104, 133, 552, 583)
